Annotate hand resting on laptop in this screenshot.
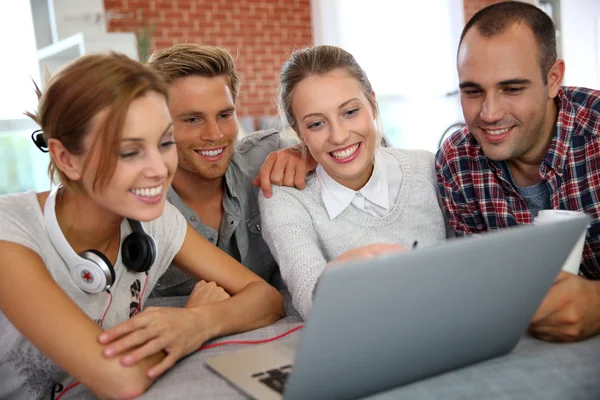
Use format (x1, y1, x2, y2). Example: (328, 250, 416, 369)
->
(327, 243, 406, 267)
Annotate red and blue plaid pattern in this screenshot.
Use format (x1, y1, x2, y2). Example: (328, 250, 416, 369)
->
(436, 87, 600, 279)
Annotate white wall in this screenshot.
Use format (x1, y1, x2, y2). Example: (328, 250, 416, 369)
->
(0, 1, 40, 120)
(310, 0, 464, 151)
(52, 0, 106, 40)
(311, 0, 341, 45)
(560, 0, 600, 89)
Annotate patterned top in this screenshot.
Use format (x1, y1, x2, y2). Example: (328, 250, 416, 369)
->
(0, 192, 188, 399)
(435, 87, 600, 279)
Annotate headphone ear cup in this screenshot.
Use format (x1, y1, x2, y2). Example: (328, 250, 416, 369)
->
(75, 249, 116, 293)
(121, 232, 156, 273)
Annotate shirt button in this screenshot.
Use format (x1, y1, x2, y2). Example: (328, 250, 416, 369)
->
(209, 237, 215, 243)
(156, 279, 162, 287)
(190, 216, 196, 222)
(256, 224, 261, 232)
(356, 192, 363, 197)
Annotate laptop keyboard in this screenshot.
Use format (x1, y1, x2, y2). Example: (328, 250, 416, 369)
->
(251, 365, 293, 394)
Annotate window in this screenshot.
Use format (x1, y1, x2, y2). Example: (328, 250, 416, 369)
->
(0, 1, 47, 194)
(0, 128, 50, 195)
(312, 0, 465, 151)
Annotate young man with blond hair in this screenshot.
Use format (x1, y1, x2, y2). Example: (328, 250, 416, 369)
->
(147, 44, 311, 297)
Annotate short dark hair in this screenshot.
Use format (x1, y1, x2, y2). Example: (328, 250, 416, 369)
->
(459, 1, 557, 84)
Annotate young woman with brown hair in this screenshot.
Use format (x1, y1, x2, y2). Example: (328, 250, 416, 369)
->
(0, 53, 283, 399)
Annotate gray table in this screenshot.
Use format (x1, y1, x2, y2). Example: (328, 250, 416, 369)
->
(68, 295, 600, 399)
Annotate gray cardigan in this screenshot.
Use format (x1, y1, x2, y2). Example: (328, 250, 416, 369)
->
(259, 148, 447, 319)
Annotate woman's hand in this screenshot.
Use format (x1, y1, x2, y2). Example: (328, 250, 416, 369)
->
(98, 306, 213, 379)
(328, 243, 406, 266)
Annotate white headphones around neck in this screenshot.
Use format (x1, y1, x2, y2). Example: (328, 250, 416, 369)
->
(44, 186, 157, 294)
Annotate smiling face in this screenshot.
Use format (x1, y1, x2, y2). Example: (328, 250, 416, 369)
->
(457, 23, 562, 163)
(79, 91, 177, 222)
(292, 69, 377, 190)
(167, 75, 238, 181)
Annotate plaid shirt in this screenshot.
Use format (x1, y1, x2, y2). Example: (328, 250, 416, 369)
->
(436, 87, 600, 280)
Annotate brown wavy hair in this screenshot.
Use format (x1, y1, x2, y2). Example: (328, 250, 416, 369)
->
(26, 52, 169, 191)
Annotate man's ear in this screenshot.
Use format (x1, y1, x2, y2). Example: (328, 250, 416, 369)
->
(47, 138, 84, 181)
(547, 59, 565, 98)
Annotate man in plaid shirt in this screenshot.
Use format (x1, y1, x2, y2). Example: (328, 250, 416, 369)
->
(436, 2, 600, 342)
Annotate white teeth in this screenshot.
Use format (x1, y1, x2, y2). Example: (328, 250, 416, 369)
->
(199, 148, 224, 157)
(131, 185, 163, 197)
(486, 127, 510, 136)
(331, 144, 360, 159)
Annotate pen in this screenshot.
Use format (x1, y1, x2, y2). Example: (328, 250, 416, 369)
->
(412, 240, 418, 249)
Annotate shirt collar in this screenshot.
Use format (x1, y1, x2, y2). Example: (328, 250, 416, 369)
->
(317, 149, 390, 219)
(542, 88, 576, 176)
(167, 185, 185, 209)
(168, 169, 238, 219)
(359, 150, 390, 209)
(224, 155, 239, 201)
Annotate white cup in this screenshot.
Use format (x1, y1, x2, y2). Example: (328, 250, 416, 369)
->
(533, 210, 588, 275)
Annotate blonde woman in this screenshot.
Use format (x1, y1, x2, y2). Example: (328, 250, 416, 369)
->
(259, 45, 448, 319)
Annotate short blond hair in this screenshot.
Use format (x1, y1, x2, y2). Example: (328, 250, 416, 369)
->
(148, 43, 240, 101)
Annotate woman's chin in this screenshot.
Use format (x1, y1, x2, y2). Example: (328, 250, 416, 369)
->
(122, 205, 165, 222)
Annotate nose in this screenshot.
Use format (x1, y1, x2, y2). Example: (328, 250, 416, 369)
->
(144, 148, 169, 179)
(329, 119, 350, 145)
(200, 119, 223, 142)
(480, 93, 505, 124)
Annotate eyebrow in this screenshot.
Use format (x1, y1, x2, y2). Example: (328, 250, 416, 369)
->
(498, 78, 532, 86)
(176, 106, 236, 119)
(121, 122, 174, 142)
(176, 110, 205, 119)
(218, 106, 236, 114)
(459, 78, 532, 89)
(459, 81, 482, 90)
(301, 98, 361, 122)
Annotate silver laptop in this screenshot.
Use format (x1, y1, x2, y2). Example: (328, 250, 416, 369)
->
(206, 216, 590, 400)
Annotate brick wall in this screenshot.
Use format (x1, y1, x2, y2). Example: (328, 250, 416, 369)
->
(103, 1, 512, 119)
(463, 0, 509, 23)
(103, 0, 312, 120)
